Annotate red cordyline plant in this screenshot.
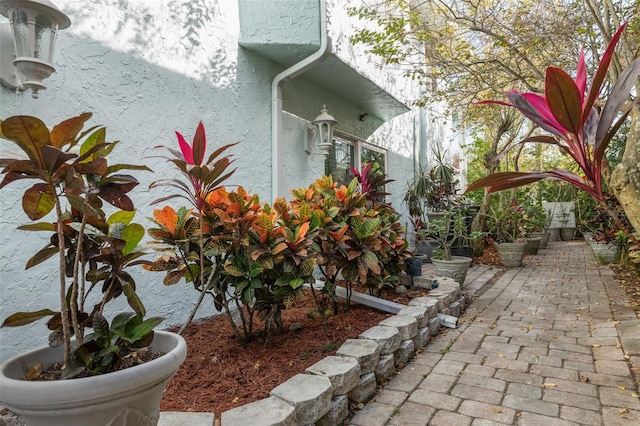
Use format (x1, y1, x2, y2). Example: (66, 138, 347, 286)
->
(465, 24, 640, 245)
(147, 122, 237, 333)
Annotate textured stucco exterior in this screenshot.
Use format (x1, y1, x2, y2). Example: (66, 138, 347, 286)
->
(0, 0, 460, 362)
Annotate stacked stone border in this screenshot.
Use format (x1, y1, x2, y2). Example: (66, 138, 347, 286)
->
(221, 276, 466, 426)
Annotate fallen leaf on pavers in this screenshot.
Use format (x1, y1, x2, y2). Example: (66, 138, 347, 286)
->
(591, 344, 601, 348)
(580, 375, 590, 383)
(631, 393, 639, 398)
(499, 354, 505, 358)
(527, 325, 533, 330)
(532, 354, 540, 359)
(617, 343, 622, 348)
(542, 383, 557, 387)
(624, 355, 631, 360)
(619, 408, 629, 415)
(576, 307, 587, 310)
(632, 367, 640, 372)
(618, 386, 627, 390)
(492, 408, 502, 413)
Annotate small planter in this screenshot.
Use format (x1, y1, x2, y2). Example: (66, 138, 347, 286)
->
(582, 232, 594, 242)
(589, 241, 620, 264)
(414, 239, 434, 262)
(524, 237, 542, 255)
(495, 241, 527, 268)
(560, 227, 575, 241)
(0, 331, 187, 426)
(547, 228, 561, 242)
(432, 256, 472, 285)
(528, 232, 550, 249)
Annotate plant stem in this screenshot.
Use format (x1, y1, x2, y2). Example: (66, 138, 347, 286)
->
(53, 191, 72, 367)
(70, 215, 87, 346)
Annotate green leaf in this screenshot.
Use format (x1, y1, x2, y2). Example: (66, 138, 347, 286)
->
(108, 210, 135, 226)
(79, 127, 106, 161)
(122, 282, 146, 316)
(122, 223, 144, 255)
(91, 312, 110, 339)
(127, 317, 163, 341)
(1, 309, 57, 327)
(22, 183, 55, 220)
(111, 312, 137, 330)
(289, 278, 304, 289)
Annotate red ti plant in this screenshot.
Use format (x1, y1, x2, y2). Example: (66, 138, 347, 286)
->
(148, 123, 237, 333)
(466, 24, 640, 244)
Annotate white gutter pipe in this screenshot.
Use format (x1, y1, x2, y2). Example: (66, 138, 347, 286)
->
(271, 0, 331, 201)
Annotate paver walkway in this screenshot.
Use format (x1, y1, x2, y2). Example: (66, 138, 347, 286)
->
(349, 241, 640, 425)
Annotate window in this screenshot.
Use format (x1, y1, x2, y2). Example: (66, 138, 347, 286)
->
(325, 133, 388, 198)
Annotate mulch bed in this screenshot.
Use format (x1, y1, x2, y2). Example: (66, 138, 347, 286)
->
(160, 244, 503, 415)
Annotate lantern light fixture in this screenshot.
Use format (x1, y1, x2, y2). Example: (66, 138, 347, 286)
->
(306, 105, 338, 158)
(0, 0, 70, 98)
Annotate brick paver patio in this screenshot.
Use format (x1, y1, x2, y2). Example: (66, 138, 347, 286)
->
(349, 241, 640, 425)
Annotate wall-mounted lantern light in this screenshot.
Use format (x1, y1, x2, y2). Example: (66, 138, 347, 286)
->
(0, 0, 70, 98)
(306, 105, 338, 158)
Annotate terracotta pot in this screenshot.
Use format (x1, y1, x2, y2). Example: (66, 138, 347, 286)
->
(0, 330, 187, 426)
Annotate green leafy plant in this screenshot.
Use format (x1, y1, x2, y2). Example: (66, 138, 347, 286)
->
(0, 113, 152, 369)
(63, 312, 163, 379)
(485, 202, 530, 243)
(427, 207, 484, 261)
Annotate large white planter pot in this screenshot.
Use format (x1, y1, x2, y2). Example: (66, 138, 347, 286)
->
(589, 241, 620, 264)
(432, 256, 472, 285)
(0, 330, 187, 426)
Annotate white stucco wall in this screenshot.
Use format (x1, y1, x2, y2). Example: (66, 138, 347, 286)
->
(0, 0, 444, 362)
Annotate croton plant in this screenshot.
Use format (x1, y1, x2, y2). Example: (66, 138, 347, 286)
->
(145, 122, 411, 342)
(0, 113, 156, 375)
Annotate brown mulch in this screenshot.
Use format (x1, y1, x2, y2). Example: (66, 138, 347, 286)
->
(160, 292, 392, 414)
(159, 242, 639, 415)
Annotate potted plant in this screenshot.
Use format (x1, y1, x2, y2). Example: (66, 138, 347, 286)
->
(525, 203, 551, 250)
(486, 202, 529, 268)
(0, 114, 186, 426)
(558, 204, 576, 241)
(426, 207, 483, 284)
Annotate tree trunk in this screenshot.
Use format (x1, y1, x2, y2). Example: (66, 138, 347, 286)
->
(610, 104, 640, 234)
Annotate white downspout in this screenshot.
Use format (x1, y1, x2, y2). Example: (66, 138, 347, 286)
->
(271, 0, 331, 201)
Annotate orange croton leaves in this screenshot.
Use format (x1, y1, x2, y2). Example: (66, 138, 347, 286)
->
(153, 206, 180, 235)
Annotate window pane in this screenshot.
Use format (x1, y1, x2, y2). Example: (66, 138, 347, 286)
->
(325, 140, 354, 187)
(361, 147, 387, 202)
(361, 147, 385, 176)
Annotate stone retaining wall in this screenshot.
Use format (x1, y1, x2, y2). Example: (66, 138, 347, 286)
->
(220, 276, 467, 426)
